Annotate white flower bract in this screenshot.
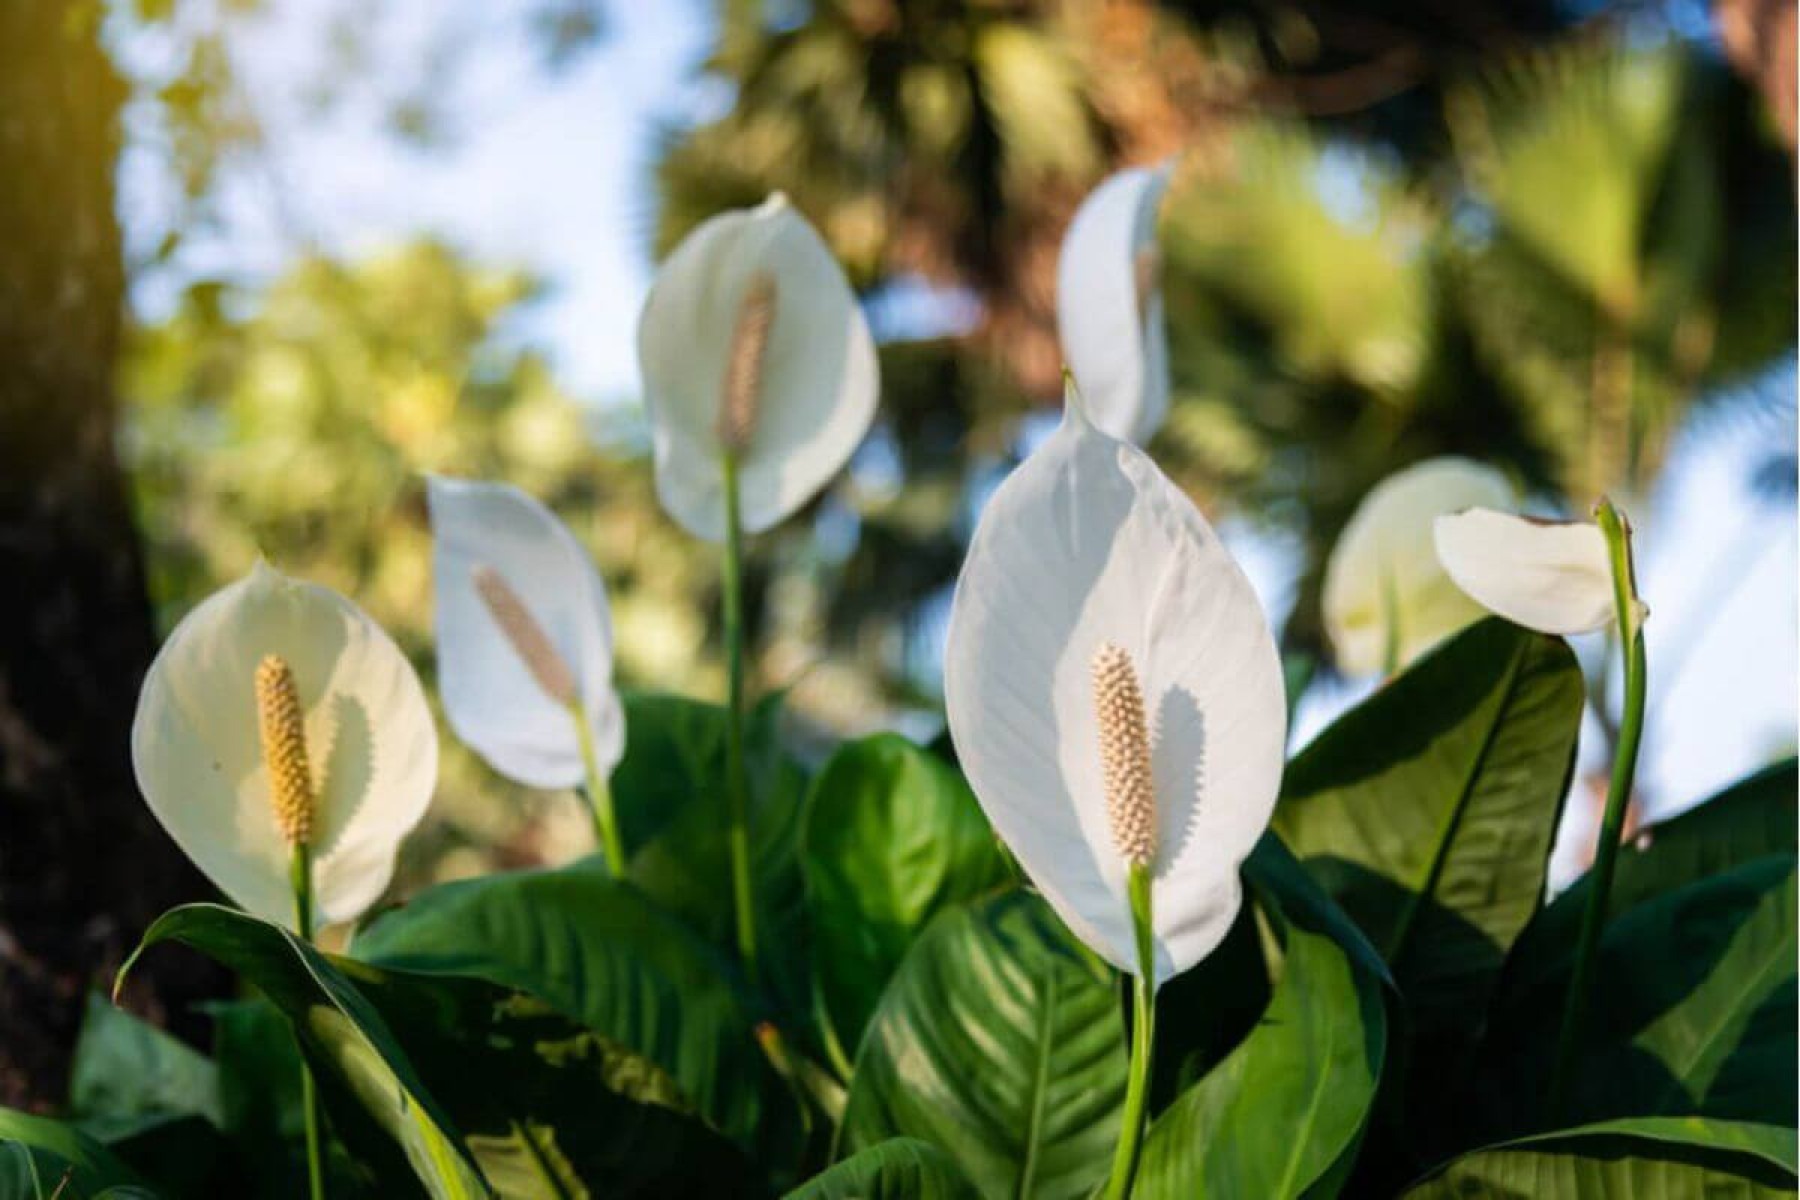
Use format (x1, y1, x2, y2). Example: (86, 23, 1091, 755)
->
(1323, 457, 1519, 675)
(428, 475, 624, 790)
(944, 383, 1286, 985)
(637, 193, 879, 540)
(1433, 507, 1622, 636)
(1056, 164, 1172, 445)
(131, 561, 437, 930)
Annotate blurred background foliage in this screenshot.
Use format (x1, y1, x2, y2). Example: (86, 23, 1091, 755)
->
(112, 0, 1796, 896)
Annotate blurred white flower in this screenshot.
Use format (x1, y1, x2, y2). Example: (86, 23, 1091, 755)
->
(131, 561, 437, 929)
(1434, 507, 1635, 636)
(1056, 164, 1172, 445)
(637, 192, 879, 540)
(427, 475, 624, 791)
(944, 381, 1287, 984)
(1323, 457, 1518, 675)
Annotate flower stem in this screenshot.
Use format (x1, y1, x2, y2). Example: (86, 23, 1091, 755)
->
(719, 451, 759, 983)
(570, 700, 626, 875)
(290, 842, 327, 1200)
(1548, 498, 1647, 1120)
(1102, 865, 1157, 1200)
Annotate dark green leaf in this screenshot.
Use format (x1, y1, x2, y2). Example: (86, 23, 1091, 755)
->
(117, 904, 490, 1199)
(68, 995, 221, 1139)
(1402, 1116, 1798, 1197)
(803, 733, 1011, 1054)
(1136, 836, 1389, 1199)
(784, 1139, 978, 1200)
(838, 891, 1126, 1200)
(353, 863, 801, 1166)
(1276, 620, 1583, 1010)
(1478, 857, 1796, 1135)
(0, 1108, 152, 1200)
(343, 966, 760, 1197)
(614, 691, 816, 1022)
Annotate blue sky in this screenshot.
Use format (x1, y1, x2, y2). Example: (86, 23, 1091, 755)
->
(114, 0, 1797, 848)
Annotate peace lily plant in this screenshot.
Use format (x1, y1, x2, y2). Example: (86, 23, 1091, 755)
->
(638, 192, 879, 980)
(129, 560, 437, 1200)
(51, 183, 1791, 1200)
(428, 474, 628, 872)
(1323, 456, 1518, 676)
(1436, 498, 1648, 1116)
(946, 379, 1287, 1199)
(1057, 164, 1173, 445)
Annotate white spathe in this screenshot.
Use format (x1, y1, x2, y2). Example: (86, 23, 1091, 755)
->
(428, 475, 624, 790)
(944, 384, 1287, 985)
(131, 561, 437, 930)
(1323, 457, 1519, 675)
(1434, 507, 1622, 636)
(1056, 164, 1172, 445)
(637, 192, 880, 541)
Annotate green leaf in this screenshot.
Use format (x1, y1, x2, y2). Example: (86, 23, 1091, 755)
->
(1477, 857, 1796, 1135)
(613, 691, 815, 1021)
(838, 891, 1126, 1200)
(1402, 1116, 1798, 1197)
(0, 1109, 150, 1200)
(803, 733, 1011, 1053)
(343, 967, 760, 1197)
(117, 904, 490, 1200)
(1273, 617, 1581, 1147)
(1136, 836, 1389, 1199)
(784, 1139, 978, 1200)
(353, 862, 800, 1165)
(1519, 758, 1797, 959)
(68, 995, 222, 1140)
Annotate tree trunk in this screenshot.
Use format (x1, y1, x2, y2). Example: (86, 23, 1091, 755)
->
(0, 0, 224, 1110)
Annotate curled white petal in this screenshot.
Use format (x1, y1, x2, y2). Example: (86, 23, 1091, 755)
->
(131, 562, 437, 929)
(1433, 508, 1618, 635)
(1323, 457, 1518, 675)
(428, 475, 624, 790)
(1057, 164, 1172, 445)
(638, 193, 880, 540)
(944, 385, 1286, 984)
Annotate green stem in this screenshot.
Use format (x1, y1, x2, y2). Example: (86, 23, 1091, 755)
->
(290, 841, 327, 1200)
(570, 701, 626, 874)
(1548, 498, 1647, 1119)
(1102, 866, 1157, 1200)
(719, 452, 759, 983)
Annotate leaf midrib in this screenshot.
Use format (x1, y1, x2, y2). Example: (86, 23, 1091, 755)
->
(1014, 964, 1060, 1200)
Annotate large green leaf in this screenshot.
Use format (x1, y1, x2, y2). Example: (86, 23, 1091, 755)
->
(343, 966, 758, 1197)
(1136, 836, 1389, 1199)
(68, 995, 222, 1140)
(118, 904, 490, 1199)
(1519, 757, 1797, 958)
(353, 862, 800, 1166)
(1478, 856, 1797, 1135)
(613, 691, 815, 1021)
(1273, 616, 1582, 1133)
(837, 891, 1126, 1200)
(1402, 1116, 1798, 1197)
(0, 1109, 150, 1200)
(803, 733, 1011, 1055)
(784, 1139, 977, 1200)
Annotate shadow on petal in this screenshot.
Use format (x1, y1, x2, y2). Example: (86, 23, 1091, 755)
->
(1151, 685, 1206, 878)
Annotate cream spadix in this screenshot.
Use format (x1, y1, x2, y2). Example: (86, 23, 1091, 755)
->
(944, 383, 1286, 984)
(1323, 457, 1518, 675)
(428, 475, 624, 791)
(1433, 507, 1631, 636)
(1056, 164, 1172, 445)
(637, 193, 879, 540)
(131, 561, 437, 930)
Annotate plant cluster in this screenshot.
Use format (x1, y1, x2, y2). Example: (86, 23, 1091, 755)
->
(4, 172, 1793, 1200)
